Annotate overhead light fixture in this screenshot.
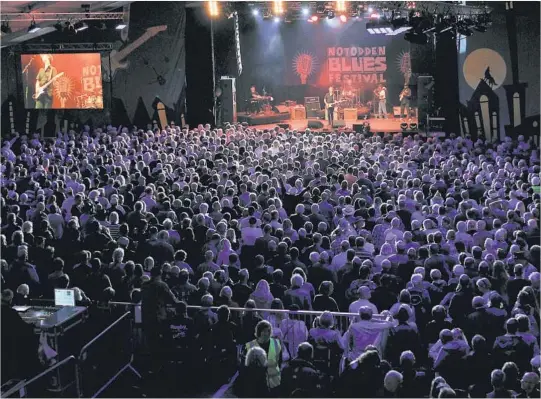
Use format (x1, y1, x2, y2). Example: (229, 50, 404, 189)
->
(1, 21, 11, 34)
(273, 16, 280, 23)
(404, 31, 427, 44)
(28, 20, 40, 33)
(115, 23, 127, 30)
(309, 15, 319, 22)
(252, 9, 259, 16)
(327, 10, 335, 19)
(74, 22, 88, 32)
(316, 4, 326, 14)
(368, 7, 374, 13)
(208, 1, 219, 18)
(457, 21, 473, 36)
(302, 8, 309, 16)
(339, 14, 347, 23)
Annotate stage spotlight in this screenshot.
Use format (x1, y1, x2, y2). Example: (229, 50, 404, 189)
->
(310, 15, 319, 22)
(115, 23, 127, 30)
(368, 7, 374, 13)
(302, 8, 309, 16)
(208, 1, 219, 18)
(263, 9, 272, 19)
(474, 25, 487, 32)
(74, 22, 88, 32)
(457, 21, 473, 36)
(316, 4, 326, 14)
(400, 122, 408, 131)
(339, 14, 347, 23)
(327, 10, 335, 19)
(409, 123, 418, 130)
(252, 9, 259, 16)
(274, 16, 280, 23)
(404, 31, 427, 44)
(28, 20, 40, 33)
(1, 21, 11, 34)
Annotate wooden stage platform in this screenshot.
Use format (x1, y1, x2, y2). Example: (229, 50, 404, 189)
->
(238, 116, 418, 133)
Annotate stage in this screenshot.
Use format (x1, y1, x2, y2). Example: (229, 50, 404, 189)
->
(236, 115, 418, 133)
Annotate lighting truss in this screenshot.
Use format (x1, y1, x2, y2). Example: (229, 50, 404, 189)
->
(14, 42, 114, 52)
(0, 12, 124, 22)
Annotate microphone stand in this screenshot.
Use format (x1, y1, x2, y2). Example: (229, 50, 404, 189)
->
(22, 57, 34, 106)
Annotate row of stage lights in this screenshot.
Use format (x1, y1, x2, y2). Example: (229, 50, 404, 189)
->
(208, 1, 380, 24)
(0, 19, 126, 35)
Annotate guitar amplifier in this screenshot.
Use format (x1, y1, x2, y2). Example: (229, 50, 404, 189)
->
(304, 97, 321, 118)
(393, 106, 401, 117)
(290, 106, 306, 120)
(343, 108, 357, 120)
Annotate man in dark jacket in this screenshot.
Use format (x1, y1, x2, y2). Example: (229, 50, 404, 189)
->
(281, 342, 321, 397)
(141, 265, 179, 368)
(385, 305, 423, 367)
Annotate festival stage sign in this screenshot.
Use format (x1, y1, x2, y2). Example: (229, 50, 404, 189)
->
(326, 46, 387, 85)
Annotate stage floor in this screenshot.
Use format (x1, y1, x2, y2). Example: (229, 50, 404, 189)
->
(248, 116, 418, 133)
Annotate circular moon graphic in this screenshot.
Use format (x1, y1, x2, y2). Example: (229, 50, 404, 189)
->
(463, 48, 507, 90)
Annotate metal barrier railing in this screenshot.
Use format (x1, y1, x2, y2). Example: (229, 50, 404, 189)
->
(1, 356, 77, 398)
(75, 312, 141, 398)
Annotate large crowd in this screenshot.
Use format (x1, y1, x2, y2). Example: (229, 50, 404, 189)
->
(1, 123, 540, 398)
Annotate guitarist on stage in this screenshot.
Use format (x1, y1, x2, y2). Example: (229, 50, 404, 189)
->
(399, 85, 412, 121)
(34, 54, 57, 109)
(324, 86, 336, 127)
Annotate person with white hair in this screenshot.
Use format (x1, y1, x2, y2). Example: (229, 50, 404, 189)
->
(283, 274, 311, 310)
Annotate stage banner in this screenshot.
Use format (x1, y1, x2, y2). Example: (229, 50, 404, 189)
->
(237, 19, 414, 105)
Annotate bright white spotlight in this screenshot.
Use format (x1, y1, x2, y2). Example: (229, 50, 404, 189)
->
(302, 8, 309, 15)
(274, 16, 280, 23)
(252, 9, 259, 16)
(368, 7, 374, 13)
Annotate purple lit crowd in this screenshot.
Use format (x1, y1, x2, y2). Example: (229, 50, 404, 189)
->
(1, 123, 540, 397)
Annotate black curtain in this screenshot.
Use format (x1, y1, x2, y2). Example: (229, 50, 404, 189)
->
(435, 32, 460, 134)
(185, 7, 214, 127)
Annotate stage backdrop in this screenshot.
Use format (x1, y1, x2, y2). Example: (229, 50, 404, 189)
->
(236, 18, 418, 110)
(458, 4, 540, 139)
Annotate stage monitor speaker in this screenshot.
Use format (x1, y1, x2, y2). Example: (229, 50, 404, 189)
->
(307, 120, 324, 129)
(277, 123, 290, 129)
(220, 77, 237, 124)
(353, 124, 365, 133)
(332, 120, 346, 128)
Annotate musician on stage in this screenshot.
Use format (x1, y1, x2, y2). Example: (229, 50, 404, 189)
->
(324, 86, 336, 127)
(399, 85, 412, 121)
(374, 84, 388, 119)
(35, 54, 57, 109)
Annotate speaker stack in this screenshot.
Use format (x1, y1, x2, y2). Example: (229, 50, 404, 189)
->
(220, 77, 237, 124)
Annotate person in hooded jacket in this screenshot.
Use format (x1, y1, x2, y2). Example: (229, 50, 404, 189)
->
(432, 329, 469, 390)
(281, 342, 322, 397)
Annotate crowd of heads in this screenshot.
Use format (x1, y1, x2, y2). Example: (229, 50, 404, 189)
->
(1, 123, 540, 397)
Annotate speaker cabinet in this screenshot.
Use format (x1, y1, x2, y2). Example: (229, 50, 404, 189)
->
(307, 120, 324, 129)
(343, 108, 357, 120)
(332, 120, 346, 128)
(304, 97, 321, 118)
(220, 77, 237, 124)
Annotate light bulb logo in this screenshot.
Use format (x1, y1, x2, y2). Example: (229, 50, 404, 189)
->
(54, 75, 74, 101)
(293, 52, 317, 85)
(396, 50, 412, 77)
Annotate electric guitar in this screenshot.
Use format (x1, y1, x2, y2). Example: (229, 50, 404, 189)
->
(102, 25, 167, 81)
(325, 99, 346, 109)
(33, 72, 64, 100)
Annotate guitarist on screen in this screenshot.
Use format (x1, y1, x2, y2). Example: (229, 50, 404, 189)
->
(34, 54, 57, 109)
(324, 86, 336, 127)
